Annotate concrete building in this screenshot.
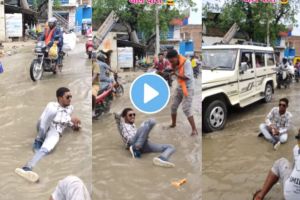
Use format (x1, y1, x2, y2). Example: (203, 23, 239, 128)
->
(0, 3, 5, 41)
(287, 36, 300, 57)
(180, 24, 202, 56)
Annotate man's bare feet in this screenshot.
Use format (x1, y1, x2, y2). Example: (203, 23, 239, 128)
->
(253, 190, 263, 200)
(191, 130, 198, 136)
(169, 124, 176, 128)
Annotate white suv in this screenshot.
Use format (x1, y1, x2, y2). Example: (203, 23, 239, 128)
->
(202, 45, 277, 133)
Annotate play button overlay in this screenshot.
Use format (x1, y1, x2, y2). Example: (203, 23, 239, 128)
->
(130, 73, 170, 114)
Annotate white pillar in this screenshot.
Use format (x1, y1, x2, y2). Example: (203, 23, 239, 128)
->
(48, 0, 53, 19)
(155, 5, 160, 55)
(0, 2, 5, 41)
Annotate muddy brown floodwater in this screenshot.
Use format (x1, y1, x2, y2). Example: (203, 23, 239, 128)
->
(0, 42, 92, 199)
(92, 73, 202, 200)
(203, 83, 300, 200)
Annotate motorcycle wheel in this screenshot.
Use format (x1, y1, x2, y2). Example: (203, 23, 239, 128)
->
(30, 59, 43, 81)
(115, 84, 124, 97)
(88, 52, 92, 59)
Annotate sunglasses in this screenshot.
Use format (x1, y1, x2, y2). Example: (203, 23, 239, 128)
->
(127, 113, 136, 117)
(66, 95, 72, 100)
(279, 103, 286, 107)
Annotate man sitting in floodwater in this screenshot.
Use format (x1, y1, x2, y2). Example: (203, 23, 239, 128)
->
(116, 108, 176, 168)
(50, 176, 91, 200)
(253, 131, 300, 200)
(15, 87, 81, 182)
(258, 98, 292, 150)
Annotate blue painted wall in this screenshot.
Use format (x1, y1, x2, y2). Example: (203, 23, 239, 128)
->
(75, 6, 92, 31)
(179, 41, 194, 56)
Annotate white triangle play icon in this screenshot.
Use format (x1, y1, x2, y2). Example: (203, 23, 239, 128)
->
(144, 83, 159, 104)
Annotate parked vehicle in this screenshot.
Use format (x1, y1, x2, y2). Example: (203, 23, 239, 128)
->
(202, 45, 277, 133)
(85, 38, 94, 59)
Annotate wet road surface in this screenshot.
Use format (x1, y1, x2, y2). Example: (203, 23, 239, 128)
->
(0, 42, 92, 199)
(203, 83, 300, 200)
(92, 73, 202, 200)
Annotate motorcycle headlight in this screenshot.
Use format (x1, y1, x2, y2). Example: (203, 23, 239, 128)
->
(35, 48, 42, 52)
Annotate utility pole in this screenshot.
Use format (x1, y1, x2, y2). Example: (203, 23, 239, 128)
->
(266, 16, 270, 46)
(48, 0, 53, 19)
(155, 4, 160, 55)
(0, 1, 5, 41)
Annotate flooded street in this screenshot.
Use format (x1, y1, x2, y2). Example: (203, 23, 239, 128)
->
(203, 83, 300, 200)
(93, 74, 202, 200)
(0, 42, 92, 199)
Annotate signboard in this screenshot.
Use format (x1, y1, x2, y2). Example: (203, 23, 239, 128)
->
(118, 47, 133, 68)
(5, 14, 23, 37)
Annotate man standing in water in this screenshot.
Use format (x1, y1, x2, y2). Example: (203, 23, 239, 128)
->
(15, 87, 81, 182)
(117, 108, 176, 168)
(166, 49, 198, 136)
(258, 98, 292, 150)
(254, 131, 300, 200)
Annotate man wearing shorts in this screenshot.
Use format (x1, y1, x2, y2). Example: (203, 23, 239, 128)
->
(15, 87, 81, 182)
(116, 108, 176, 168)
(166, 49, 198, 136)
(254, 131, 300, 200)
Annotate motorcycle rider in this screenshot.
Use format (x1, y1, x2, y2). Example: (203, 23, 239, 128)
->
(97, 52, 115, 90)
(154, 53, 173, 86)
(154, 53, 171, 73)
(39, 17, 63, 72)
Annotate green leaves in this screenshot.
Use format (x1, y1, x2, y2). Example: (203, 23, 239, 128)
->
(204, 0, 300, 45)
(93, 0, 194, 42)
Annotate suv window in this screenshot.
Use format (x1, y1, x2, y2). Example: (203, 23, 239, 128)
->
(202, 49, 237, 70)
(255, 52, 265, 68)
(266, 53, 275, 66)
(240, 52, 253, 70)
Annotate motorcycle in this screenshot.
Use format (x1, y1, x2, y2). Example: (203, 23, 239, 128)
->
(94, 72, 124, 118)
(276, 66, 292, 89)
(148, 68, 174, 87)
(95, 84, 114, 118)
(85, 39, 94, 59)
(113, 72, 124, 97)
(30, 41, 59, 81)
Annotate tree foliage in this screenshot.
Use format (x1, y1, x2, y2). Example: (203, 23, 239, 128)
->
(53, 0, 62, 10)
(93, 0, 196, 42)
(204, 0, 300, 45)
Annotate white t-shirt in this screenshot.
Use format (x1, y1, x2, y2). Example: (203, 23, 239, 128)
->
(52, 176, 91, 200)
(284, 145, 300, 200)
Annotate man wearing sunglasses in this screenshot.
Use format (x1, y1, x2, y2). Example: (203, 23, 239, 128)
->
(118, 108, 176, 168)
(259, 98, 292, 150)
(15, 87, 81, 182)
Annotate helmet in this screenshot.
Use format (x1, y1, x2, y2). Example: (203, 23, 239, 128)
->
(48, 17, 57, 29)
(97, 52, 107, 62)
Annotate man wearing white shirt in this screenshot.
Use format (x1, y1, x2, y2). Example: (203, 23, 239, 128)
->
(254, 131, 300, 200)
(15, 87, 81, 182)
(259, 98, 292, 150)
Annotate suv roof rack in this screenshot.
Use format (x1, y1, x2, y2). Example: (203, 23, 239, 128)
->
(242, 41, 267, 47)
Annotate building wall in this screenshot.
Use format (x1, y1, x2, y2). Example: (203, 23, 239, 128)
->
(202, 36, 245, 46)
(287, 36, 300, 57)
(180, 25, 202, 55)
(0, 4, 5, 41)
